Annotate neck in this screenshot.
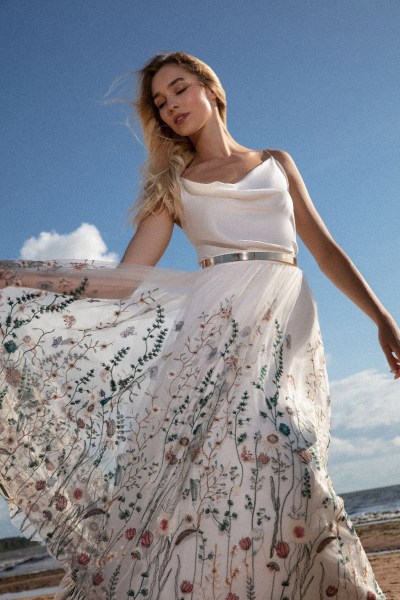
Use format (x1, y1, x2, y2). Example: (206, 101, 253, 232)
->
(188, 111, 245, 163)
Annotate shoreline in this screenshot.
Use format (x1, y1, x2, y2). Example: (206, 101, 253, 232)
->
(0, 521, 399, 599)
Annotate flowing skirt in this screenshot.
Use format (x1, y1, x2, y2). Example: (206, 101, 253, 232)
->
(0, 260, 384, 600)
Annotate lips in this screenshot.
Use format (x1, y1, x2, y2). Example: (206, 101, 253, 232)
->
(174, 113, 189, 125)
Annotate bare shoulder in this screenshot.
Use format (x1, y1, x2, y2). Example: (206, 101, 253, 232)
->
(266, 149, 297, 173)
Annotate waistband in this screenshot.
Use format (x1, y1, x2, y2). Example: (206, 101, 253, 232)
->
(199, 251, 297, 269)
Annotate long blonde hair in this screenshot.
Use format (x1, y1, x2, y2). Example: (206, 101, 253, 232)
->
(132, 52, 227, 226)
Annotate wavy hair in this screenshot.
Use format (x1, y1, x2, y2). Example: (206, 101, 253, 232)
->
(132, 52, 227, 226)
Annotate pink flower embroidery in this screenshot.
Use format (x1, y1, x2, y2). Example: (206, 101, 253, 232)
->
(55, 494, 67, 511)
(226, 594, 240, 600)
(125, 528, 136, 540)
(73, 488, 83, 500)
(275, 541, 290, 558)
(35, 480, 46, 491)
(326, 586, 338, 597)
(239, 537, 251, 551)
(140, 530, 154, 548)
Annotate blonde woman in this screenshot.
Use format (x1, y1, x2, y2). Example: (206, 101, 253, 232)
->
(0, 52, 398, 599)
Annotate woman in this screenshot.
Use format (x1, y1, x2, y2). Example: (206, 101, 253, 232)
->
(0, 52, 398, 599)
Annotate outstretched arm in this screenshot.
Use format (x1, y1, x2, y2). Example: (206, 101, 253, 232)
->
(120, 209, 174, 266)
(273, 149, 400, 379)
(0, 210, 174, 298)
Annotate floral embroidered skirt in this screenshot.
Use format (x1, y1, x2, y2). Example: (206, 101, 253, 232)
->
(0, 260, 384, 599)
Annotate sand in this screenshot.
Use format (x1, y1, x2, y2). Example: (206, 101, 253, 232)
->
(0, 521, 399, 599)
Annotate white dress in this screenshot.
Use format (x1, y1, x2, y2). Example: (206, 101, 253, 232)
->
(0, 155, 384, 599)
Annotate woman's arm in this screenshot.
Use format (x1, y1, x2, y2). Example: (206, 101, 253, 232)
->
(119, 209, 174, 266)
(0, 211, 174, 297)
(272, 149, 400, 379)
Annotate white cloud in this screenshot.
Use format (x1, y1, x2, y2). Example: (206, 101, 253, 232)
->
(330, 369, 400, 430)
(327, 369, 400, 492)
(20, 223, 118, 262)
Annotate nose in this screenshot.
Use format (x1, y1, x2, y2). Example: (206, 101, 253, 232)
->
(167, 97, 179, 112)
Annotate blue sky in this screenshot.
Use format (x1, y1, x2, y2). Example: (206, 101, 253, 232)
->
(0, 0, 399, 495)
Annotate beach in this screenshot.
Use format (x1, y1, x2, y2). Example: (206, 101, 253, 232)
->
(0, 521, 399, 599)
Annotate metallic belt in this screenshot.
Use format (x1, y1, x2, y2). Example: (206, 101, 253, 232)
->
(199, 251, 297, 269)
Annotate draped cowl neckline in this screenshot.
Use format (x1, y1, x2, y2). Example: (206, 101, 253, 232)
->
(179, 152, 298, 262)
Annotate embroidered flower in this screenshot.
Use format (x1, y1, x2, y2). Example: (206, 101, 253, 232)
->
(297, 448, 313, 463)
(55, 494, 68, 511)
(266, 561, 280, 572)
(140, 530, 154, 548)
(325, 586, 338, 597)
(278, 423, 291, 436)
(239, 537, 251, 551)
(77, 553, 90, 566)
(106, 419, 116, 437)
(5, 368, 21, 386)
(131, 547, 142, 560)
(226, 593, 240, 600)
(4, 340, 17, 354)
(73, 488, 83, 501)
(180, 580, 193, 593)
(92, 573, 104, 586)
(240, 445, 254, 462)
(265, 433, 280, 446)
(35, 480, 46, 491)
(275, 541, 290, 558)
(125, 528, 136, 540)
(256, 452, 270, 465)
(63, 315, 76, 328)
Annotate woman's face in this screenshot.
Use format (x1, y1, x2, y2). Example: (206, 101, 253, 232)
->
(151, 63, 217, 138)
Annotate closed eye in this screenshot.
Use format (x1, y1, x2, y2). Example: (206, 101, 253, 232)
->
(156, 86, 188, 111)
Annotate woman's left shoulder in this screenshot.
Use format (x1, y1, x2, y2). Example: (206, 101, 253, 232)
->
(265, 149, 302, 182)
(265, 149, 296, 168)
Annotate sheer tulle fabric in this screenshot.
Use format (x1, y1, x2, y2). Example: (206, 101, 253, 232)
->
(0, 260, 384, 599)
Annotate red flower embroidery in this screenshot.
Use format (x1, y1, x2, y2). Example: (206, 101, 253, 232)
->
(159, 518, 168, 532)
(239, 537, 251, 551)
(73, 488, 83, 500)
(180, 580, 193, 593)
(257, 452, 270, 465)
(77, 553, 90, 566)
(92, 573, 104, 586)
(293, 526, 305, 539)
(366, 594, 376, 600)
(326, 586, 338, 597)
(226, 594, 240, 600)
(35, 480, 46, 491)
(125, 528, 136, 540)
(77, 418, 85, 429)
(55, 494, 67, 511)
(140, 530, 154, 548)
(275, 541, 290, 558)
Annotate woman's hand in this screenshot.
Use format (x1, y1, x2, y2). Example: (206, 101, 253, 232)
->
(378, 317, 400, 380)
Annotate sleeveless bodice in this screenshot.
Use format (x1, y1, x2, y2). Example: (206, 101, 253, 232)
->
(180, 155, 298, 263)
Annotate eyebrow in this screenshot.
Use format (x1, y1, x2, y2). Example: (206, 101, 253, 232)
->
(152, 77, 186, 101)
